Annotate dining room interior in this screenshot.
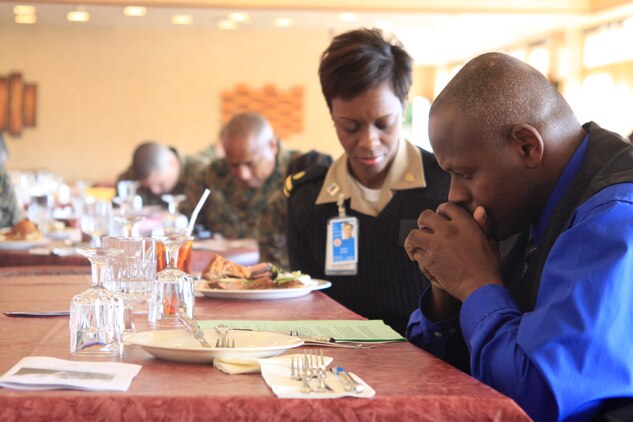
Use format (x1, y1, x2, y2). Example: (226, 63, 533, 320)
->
(1, 0, 633, 184)
(3, 1, 633, 421)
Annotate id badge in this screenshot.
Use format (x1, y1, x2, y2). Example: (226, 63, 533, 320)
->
(325, 216, 358, 276)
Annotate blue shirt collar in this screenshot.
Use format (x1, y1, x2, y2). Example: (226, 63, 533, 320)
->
(533, 132, 590, 246)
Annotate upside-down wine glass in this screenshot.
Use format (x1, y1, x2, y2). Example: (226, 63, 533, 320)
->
(148, 227, 195, 327)
(80, 199, 112, 246)
(161, 194, 188, 229)
(70, 247, 125, 356)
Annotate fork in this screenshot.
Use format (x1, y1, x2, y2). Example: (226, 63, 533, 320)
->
(215, 324, 235, 348)
(315, 349, 331, 392)
(305, 349, 333, 392)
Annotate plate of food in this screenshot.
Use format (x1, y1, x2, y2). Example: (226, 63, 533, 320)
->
(126, 329, 304, 363)
(196, 256, 332, 300)
(0, 220, 50, 250)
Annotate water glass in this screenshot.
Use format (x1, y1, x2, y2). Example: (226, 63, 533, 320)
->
(147, 268, 195, 327)
(102, 237, 156, 333)
(149, 227, 195, 327)
(70, 248, 125, 357)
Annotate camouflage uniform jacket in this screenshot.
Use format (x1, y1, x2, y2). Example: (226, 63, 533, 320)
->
(258, 150, 333, 267)
(0, 168, 22, 228)
(182, 145, 302, 259)
(116, 147, 206, 207)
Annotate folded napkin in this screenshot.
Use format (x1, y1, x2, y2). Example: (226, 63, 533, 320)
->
(213, 356, 261, 375)
(259, 354, 375, 399)
(212, 353, 329, 375)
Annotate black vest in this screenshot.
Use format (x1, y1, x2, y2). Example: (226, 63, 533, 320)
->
(501, 122, 633, 312)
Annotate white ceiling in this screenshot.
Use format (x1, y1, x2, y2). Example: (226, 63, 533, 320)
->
(1, 1, 630, 65)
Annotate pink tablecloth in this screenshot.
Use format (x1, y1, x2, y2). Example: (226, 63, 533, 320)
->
(0, 273, 530, 421)
(0, 241, 259, 274)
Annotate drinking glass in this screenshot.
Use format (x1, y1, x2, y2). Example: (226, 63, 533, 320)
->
(70, 247, 125, 357)
(102, 237, 156, 333)
(155, 227, 193, 273)
(27, 193, 54, 234)
(161, 194, 188, 229)
(112, 205, 144, 237)
(113, 181, 143, 237)
(148, 228, 195, 327)
(80, 199, 112, 246)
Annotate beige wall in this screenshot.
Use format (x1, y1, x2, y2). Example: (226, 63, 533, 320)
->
(0, 25, 343, 183)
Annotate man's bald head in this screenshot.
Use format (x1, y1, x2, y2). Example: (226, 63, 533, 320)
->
(221, 112, 278, 189)
(132, 142, 181, 196)
(431, 52, 579, 148)
(428, 53, 588, 240)
(221, 112, 274, 150)
(132, 142, 173, 179)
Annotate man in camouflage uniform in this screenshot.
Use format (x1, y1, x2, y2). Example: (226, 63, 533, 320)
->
(182, 112, 320, 267)
(258, 150, 332, 267)
(0, 135, 22, 228)
(117, 142, 207, 207)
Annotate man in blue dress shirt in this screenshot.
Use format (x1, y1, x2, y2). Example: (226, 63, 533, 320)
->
(404, 52, 633, 421)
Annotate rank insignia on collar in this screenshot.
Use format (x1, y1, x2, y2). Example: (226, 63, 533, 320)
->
(405, 173, 415, 182)
(326, 182, 340, 196)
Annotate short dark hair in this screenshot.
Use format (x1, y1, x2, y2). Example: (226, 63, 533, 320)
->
(318, 28, 413, 112)
(132, 141, 171, 180)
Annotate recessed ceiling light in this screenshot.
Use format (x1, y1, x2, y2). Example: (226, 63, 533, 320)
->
(13, 5, 36, 15)
(15, 14, 36, 24)
(123, 6, 147, 17)
(67, 10, 90, 23)
(218, 19, 238, 30)
(338, 13, 358, 23)
(228, 12, 249, 23)
(273, 17, 293, 28)
(171, 14, 193, 25)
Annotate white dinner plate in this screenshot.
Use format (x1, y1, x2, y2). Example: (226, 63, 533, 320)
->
(127, 329, 304, 363)
(46, 229, 75, 241)
(196, 279, 332, 300)
(0, 238, 51, 250)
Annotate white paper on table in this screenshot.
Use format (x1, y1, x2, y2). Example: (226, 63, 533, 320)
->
(0, 356, 142, 392)
(259, 354, 375, 399)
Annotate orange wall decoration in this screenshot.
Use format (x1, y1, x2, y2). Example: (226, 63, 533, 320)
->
(220, 84, 304, 140)
(0, 72, 37, 137)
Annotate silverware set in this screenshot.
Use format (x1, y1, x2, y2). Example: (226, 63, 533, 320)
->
(177, 313, 235, 348)
(291, 349, 333, 394)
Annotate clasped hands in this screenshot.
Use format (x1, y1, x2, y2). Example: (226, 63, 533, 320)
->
(404, 202, 503, 303)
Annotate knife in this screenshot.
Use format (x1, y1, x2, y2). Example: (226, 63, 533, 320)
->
(4, 311, 70, 317)
(330, 367, 365, 393)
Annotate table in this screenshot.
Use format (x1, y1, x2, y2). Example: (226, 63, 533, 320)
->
(0, 239, 259, 274)
(0, 272, 530, 421)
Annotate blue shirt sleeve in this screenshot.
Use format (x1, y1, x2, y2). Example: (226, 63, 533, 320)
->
(408, 184, 633, 422)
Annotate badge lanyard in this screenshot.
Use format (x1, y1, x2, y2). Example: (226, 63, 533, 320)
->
(325, 194, 359, 276)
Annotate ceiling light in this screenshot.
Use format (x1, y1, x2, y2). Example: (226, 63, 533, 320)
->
(15, 14, 36, 24)
(171, 14, 193, 25)
(217, 19, 238, 30)
(228, 12, 249, 23)
(67, 10, 90, 23)
(123, 6, 147, 17)
(273, 17, 293, 28)
(338, 13, 358, 23)
(13, 5, 36, 15)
